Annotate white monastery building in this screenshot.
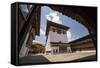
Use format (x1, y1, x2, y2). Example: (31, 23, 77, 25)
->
(45, 21, 72, 54)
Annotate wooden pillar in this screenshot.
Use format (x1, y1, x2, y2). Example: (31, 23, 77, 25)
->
(87, 26, 97, 50)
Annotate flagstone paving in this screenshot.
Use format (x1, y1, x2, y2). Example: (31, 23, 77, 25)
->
(43, 51, 96, 62)
(19, 50, 96, 64)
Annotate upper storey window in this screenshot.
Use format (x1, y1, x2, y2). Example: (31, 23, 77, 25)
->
(63, 30, 66, 34)
(57, 29, 62, 34)
(52, 28, 56, 32)
(50, 26, 56, 32)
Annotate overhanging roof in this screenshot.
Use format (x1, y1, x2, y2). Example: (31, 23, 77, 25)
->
(48, 5, 97, 30)
(50, 42, 68, 44)
(45, 21, 69, 36)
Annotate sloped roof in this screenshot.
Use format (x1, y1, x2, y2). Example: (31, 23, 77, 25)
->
(45, 21, 69, 36)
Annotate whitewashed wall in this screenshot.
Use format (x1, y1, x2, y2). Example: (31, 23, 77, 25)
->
(45, 36, 51, 51)
(46, 30, 68, 51)
(49, 31, 68, 43)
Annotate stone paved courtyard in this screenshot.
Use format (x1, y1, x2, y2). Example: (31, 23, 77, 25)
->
(43, 50, 96, 62)
(19, 50, 96, 64)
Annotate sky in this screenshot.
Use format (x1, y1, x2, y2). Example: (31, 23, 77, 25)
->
(33, 6, 89, 44)
(20, 4, 89, 45)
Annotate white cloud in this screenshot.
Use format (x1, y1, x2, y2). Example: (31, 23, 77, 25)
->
(40, 29, 45, 36)
(46, 11, 62, 24)
(32, 40, 40, 44)
(67, 31, 72, 42)
(46, 15, 51, 21)
(32, 40, 44, 45)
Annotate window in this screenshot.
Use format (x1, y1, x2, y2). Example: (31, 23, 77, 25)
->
(50, 27, 56, 32)
(52, 28, 56, 32)
(63, 30, 66, 34)
(57, 29, 62, 34)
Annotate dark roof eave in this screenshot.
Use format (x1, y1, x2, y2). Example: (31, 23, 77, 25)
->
(45, 21, 69, 36)
(68, 35, 90, 44)
(50, 42, 68, 44)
